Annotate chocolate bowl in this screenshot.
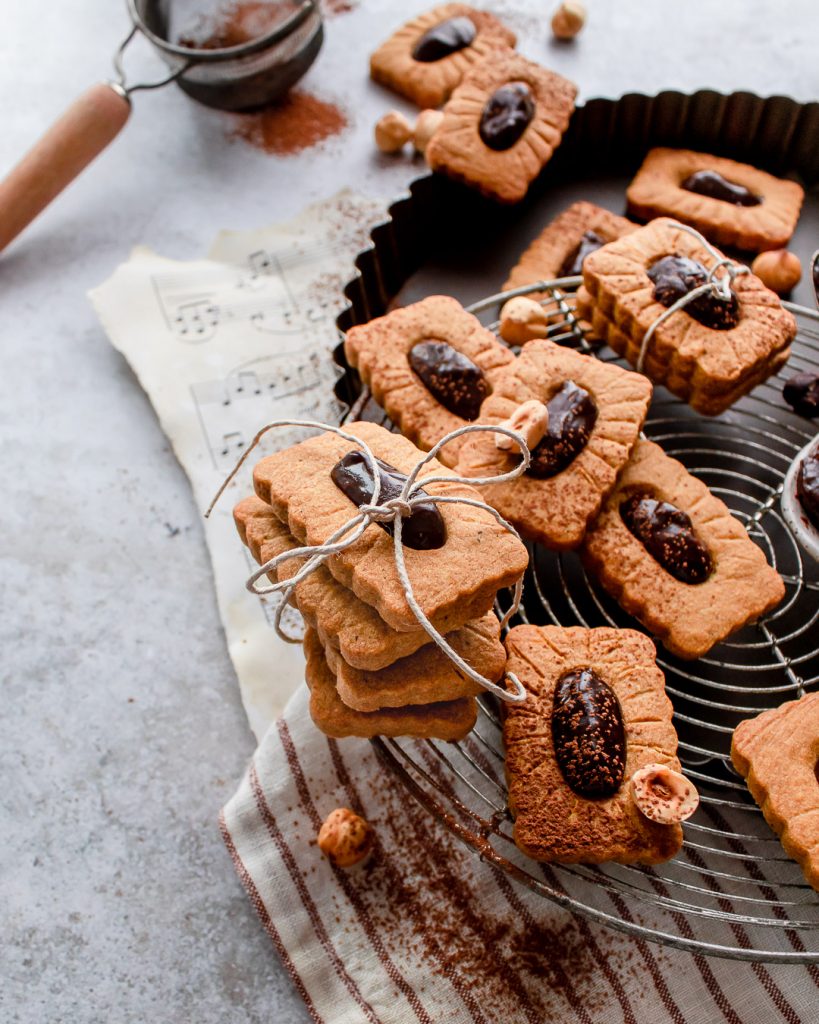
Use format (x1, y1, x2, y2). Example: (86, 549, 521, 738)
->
(333, 90, 819, 963)
(782, 434, 819, 562)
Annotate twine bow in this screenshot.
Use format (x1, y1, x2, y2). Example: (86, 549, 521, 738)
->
(206, 420, 533, 704)
(636, 221, 751, 373)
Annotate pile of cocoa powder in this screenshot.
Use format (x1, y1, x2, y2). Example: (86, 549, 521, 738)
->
(231, 90, 348, 155)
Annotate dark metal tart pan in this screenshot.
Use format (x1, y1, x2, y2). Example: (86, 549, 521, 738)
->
(332, 90, 819, 961)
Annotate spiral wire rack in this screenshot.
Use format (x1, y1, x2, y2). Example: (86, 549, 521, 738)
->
(338, 277, 819, 962)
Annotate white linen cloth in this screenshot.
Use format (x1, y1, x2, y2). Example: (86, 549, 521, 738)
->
(222, 688, 818, 1024)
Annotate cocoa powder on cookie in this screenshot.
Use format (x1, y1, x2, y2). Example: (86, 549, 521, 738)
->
(370, 4, 516, 109)
(503, 624, 684, 865)
(581, 438, 785, 659)
(455, 339, 652, 551)
(504, 201, 636, 299)
(426, 51, 576, 203)
(344, 295, 516, 468)
(626, 148, 804, 252)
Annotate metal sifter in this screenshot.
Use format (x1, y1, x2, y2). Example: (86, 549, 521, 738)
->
(0, 0, 323, 253)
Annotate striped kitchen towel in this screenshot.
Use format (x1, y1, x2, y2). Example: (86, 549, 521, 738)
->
(221, 687, 818, 1024)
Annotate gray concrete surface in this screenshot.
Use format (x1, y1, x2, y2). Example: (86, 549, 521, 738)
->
(1, 1, 816, 1021)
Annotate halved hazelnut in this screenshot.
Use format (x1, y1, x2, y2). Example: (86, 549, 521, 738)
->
(375, 111, 412, 154)
(499, 296, 550, 344)
(495, 399, 550, 452)
(630, 763, 699, 824)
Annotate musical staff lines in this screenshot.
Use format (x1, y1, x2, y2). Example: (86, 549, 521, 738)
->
(151, 271, 297, 342)
(191, 350, 344, 469)
(150, 225, 372, 343)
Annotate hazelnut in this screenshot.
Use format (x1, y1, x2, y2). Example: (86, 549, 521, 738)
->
(413, 109, 445, 157)
(499, 296, 550, 344)
(630, 764, 699, 825)
(375, 110, 412, 154)
(751, 249, 802, 296)
(317, 807, 374, 868)
(496, 399, 550, 452)
(551, 1, 586, 40)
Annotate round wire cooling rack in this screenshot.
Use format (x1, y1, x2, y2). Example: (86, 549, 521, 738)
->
(338, 277, 819, 963)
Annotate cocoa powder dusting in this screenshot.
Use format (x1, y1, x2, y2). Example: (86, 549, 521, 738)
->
(321, 0, 358, 15)
(231, 90, 348, 155)
(177, 1, 300, 49)
(177, 0, 357, 57)
(322, 737, 668, 1021)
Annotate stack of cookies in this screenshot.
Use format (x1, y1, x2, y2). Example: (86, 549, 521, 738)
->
(234, 421, 529, 740)
(576, 217, 797, 415)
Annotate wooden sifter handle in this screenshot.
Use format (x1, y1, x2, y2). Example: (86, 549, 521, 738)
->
(0, 82, 131, 254)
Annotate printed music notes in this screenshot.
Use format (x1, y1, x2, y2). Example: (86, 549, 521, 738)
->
(190, 350, 341, 469)
(248, 249, 274, 277)
(173, 299, 220, 341)
(235, 369, 263, 396)
(220, 430, 246, 457)
(89, 190, 389, 731)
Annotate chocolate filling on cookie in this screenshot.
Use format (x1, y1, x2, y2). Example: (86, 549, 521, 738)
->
(526, 380, 597, 479)
(558, 230, 606, 277)
(552, 668, 626, 799)
(620, 491, 713, 584)
(331, 450, 446, 550)
(783, 371, 819, 419)
(412, 15, 476, 62)
(681, 169, 762, 207)
(796, 444, 819, 532)
(478, 81, 535, 151)
(647, 255, 740, 331)
(409, 340, 489, 420)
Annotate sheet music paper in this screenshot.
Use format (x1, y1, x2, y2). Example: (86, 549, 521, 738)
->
(89, 191, 388, 739)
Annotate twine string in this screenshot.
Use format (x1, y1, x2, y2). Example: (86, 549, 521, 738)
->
(207, 419, 533, 704)
(636, 221, 751, 373)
